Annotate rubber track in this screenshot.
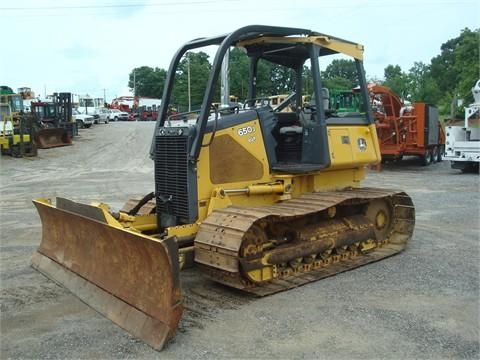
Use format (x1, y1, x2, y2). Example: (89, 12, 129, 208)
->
(195, 187, 415, 296)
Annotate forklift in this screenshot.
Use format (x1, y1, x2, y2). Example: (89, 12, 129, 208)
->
(31, 93, 75, 148)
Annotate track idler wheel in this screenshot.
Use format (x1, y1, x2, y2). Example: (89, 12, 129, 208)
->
(239, 224, 266, 257)
(365, 199, 393, 243)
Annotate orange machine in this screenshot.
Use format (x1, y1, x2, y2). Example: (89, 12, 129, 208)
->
(369, 84, 445, 165)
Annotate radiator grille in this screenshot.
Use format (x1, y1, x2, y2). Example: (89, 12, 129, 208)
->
(154, 134, 191, 222)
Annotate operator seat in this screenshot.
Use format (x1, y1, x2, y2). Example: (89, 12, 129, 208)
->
(298, 88, 330, 127)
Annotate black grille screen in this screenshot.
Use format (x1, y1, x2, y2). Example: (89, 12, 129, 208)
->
(154, 134, 191, 223)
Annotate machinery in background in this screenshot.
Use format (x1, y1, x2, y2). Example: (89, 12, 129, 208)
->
(0, 103, 37, 157)
(443, 79, 480, 173)
(330, 89, 362, 113)
(31, 92, 75, 149)
(0, 86, 37, 157)
(110, 95, 133, 113)
(111, 96, 162, 121)
(135, 97, 162, 121)
(31, 26, 415, 350)
(369, 84, 445, 165)
(128, 105, 159, 121)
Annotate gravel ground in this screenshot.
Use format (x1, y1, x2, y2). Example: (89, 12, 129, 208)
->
(1, 121, 479, 359)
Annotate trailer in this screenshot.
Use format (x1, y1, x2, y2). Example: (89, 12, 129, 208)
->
(369, 84, 445, 165)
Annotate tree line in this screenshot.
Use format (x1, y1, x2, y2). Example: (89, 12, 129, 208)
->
(128, 27, 479, 118)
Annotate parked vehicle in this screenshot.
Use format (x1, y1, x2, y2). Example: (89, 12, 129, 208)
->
(443, 79, 480, 173)
(77, 95, 103, 121)
(108, 109, 129, 121)
(72, 109, 94, 128)
(97, 108, 110, 124)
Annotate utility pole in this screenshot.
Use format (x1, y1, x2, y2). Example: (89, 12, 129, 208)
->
(102, 88, 107, 105)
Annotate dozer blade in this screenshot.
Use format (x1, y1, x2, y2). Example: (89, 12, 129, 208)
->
(31, 198, 183, 350)
(34, 128, 72, 149)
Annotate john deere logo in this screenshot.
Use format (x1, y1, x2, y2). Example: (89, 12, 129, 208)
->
(357, 138, 367, 151)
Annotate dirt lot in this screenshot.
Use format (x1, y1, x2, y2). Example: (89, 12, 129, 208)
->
(1, 122, 479, 359)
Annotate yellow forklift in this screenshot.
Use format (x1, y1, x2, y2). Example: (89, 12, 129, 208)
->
(0, 86, 37, 157)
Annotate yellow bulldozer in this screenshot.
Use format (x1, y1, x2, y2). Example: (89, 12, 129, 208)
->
(31, 25, 415, 350)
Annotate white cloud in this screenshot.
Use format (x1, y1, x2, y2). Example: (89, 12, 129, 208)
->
(1, 0, 478, 101)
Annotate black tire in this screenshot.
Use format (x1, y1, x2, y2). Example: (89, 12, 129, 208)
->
(84, 124, 92, 128)
(461, 162, 480, 174)
(77, 120, 84, 129)
(437, 145, 444, 162)
(422, 149, 432, 166)
(431, 146, 438, 163)
(11, 145, 21, 158)
(114, 116, 119, 121)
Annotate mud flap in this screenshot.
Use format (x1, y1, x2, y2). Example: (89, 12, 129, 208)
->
(31, 199, 183, 350)
(34, 128, 72, 149)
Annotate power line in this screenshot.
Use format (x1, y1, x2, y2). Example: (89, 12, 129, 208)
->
(0, 0, 239, 11)
(2, 0, 476, 19)
(1, 0, 475, 11)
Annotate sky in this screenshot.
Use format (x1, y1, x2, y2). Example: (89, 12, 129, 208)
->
(1, 0, 478, 102)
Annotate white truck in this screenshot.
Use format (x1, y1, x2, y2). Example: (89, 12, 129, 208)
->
(443, 79, 480, 173)
(77, 95, 107, 123)
(72, 109, 94, 128)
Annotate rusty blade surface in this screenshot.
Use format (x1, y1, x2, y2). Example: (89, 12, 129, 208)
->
(34, 128, 72, 149)
(31, 199, 183, 350)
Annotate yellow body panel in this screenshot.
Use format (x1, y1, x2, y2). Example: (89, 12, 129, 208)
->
(0, 134, 31, 150)
(194, 117, 381, 223)
(237, 35, 364, 60)
(327, 124, 381, 169)
(197, 119, 273, 204)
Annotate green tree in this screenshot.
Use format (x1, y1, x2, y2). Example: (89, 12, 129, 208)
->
(430, 28, 480, 115)
(452, 28, 480, 104)
(322, 76, 354, 91)
(255, 59, 276, 97)
(229, 48, 250, 100)
(302, 65, 313, 96)
(230, 53, 323, 98)
(407, 62, 441, 104)
(383, 65, 408, 98)
(128, 66, 166, 98)
(269, 64, 295, 94)
(171, 52, 211, 112)
(322, 59, 358, 89)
